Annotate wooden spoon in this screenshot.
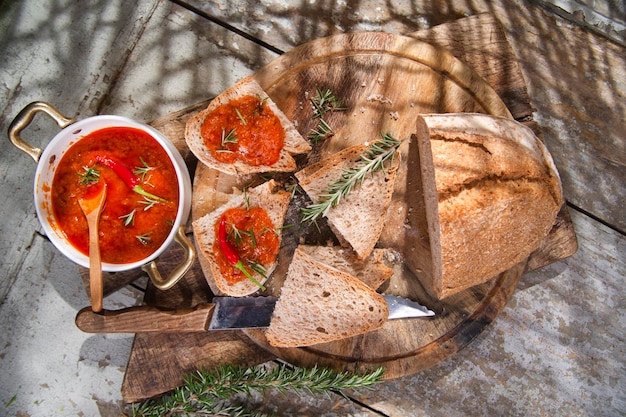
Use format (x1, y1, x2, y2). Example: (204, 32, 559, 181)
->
(78, 183, 107, 312)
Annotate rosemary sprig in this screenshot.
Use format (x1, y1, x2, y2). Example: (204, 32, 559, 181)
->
(307, 118, 334, 143)
(227, 222, 251, 245)
(77, 165, 100, 185)
(119, 209, 136, 226)
(133, 157, 154, 182)
(249, 261, 266, 278)
(222, 128, 238, 146)
(235, 108, 247, 125)
(136, 233, 152, 246)
(140, 195, 160, 211)
(130, 363, 384, 417)
(301, 133, 402, 224)
(307, 88, 346, 144)
(311, 88, 346, 118)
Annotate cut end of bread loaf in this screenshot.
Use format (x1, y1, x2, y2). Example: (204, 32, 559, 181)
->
(265, 247, 389, 347)
(192, 180, 291, 297)
(409, 114, 564, 299)
(185, 76, 311, 176)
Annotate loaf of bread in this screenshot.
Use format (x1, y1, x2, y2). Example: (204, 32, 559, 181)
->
(406, 114, 563, 299)
(265, 246, 389, 347)
(296, 144, 399, 260)
(185, 76, 310, 176)
(298, 245, 393, 290)
(192, 180, 291, 297)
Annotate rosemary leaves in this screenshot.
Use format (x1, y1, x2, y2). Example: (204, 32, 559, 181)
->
(307, 88, 346, 143)
(130, 363, 384, 417)
(301, 133, 402, 224)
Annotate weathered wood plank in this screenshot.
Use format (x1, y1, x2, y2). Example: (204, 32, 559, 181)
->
(0, 1, 162, 305)
(344, 208, 626, 416)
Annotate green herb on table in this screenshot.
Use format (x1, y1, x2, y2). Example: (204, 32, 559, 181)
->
(301, 133, 402, 224)
(129, 363, 384, 417)
(308, 88, 346, 143)
(308, 118, 334, 143)
(77, 165, 100, 185)
(311, 88, 346, 118)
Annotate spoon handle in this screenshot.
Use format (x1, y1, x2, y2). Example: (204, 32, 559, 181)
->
(88, 217, 103, 312)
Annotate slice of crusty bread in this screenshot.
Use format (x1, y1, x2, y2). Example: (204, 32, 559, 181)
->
(265, 246, 389, 347)
(185, 76, 311, 176)
(298, 245, 393, 290)
(407, 114, 564, 299)
(192, 180, 291, 297)
(296, 144, 400, 260)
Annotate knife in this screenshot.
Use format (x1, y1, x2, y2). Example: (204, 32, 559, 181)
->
(75, 295, 434, 334)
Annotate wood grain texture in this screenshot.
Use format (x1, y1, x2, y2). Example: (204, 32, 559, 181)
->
(194, 30, 576, 375)
(117, 15, 578, 401)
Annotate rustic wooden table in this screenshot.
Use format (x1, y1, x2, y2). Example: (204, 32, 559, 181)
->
(1, 1, 624, 416)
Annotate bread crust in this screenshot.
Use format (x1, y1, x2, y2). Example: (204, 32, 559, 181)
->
(410, 114, 564, 299)
(185, 76, 310, 176)
(192, 180, 291, 297)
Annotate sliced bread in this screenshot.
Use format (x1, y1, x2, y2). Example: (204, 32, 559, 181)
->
(296, 144, 400, 260)
(298, 244, 393, 290)
(265, 246, 389, 347)
(192, 180, 291, 296)
(407, 114, 564, 299)
(185, 76, 311, 176)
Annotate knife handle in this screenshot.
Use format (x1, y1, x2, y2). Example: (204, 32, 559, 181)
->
(75, 304, 215, 333)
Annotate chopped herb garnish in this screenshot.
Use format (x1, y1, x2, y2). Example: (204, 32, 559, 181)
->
(136, 233, 152, 246)
(140, 195, 160, 211)
(308, 88, 346, 144)
(133, 157, 154, 182)
(235, 108, 247, 125)
(308, 118, 334, 143)
(249, 261, 267, 278)
(119, 209, 136, 226)
(77, 165, 100, 185)
(227, 223, 251, 245)
(311, 88, 346, 118)
(221, 128, 238, 148)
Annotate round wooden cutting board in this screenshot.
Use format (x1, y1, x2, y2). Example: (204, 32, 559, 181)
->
(192, 32, 523, 379)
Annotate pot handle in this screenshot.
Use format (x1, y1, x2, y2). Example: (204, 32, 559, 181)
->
(141, 226, 197, 291)
(8, 101, 76, 163)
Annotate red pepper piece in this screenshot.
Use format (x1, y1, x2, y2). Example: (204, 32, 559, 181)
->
(95, 155, 167, 202)
(218, 215, 266, 290)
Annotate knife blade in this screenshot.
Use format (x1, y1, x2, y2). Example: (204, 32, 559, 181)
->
(75, 294, 434, 334)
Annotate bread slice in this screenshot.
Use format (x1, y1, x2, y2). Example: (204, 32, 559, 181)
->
(265, 247, 389, 347)
(192, 180, 291, 296)
(298, 245, 393, 290)
(296, 144, 400, 260)
(185, 76, 311, 176)
(407, 114, 563, 299)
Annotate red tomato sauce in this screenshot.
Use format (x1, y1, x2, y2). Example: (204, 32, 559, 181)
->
(51, 127, 179, 264)
(200, 95, 285, 166)
(213, 207, 280, 284)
